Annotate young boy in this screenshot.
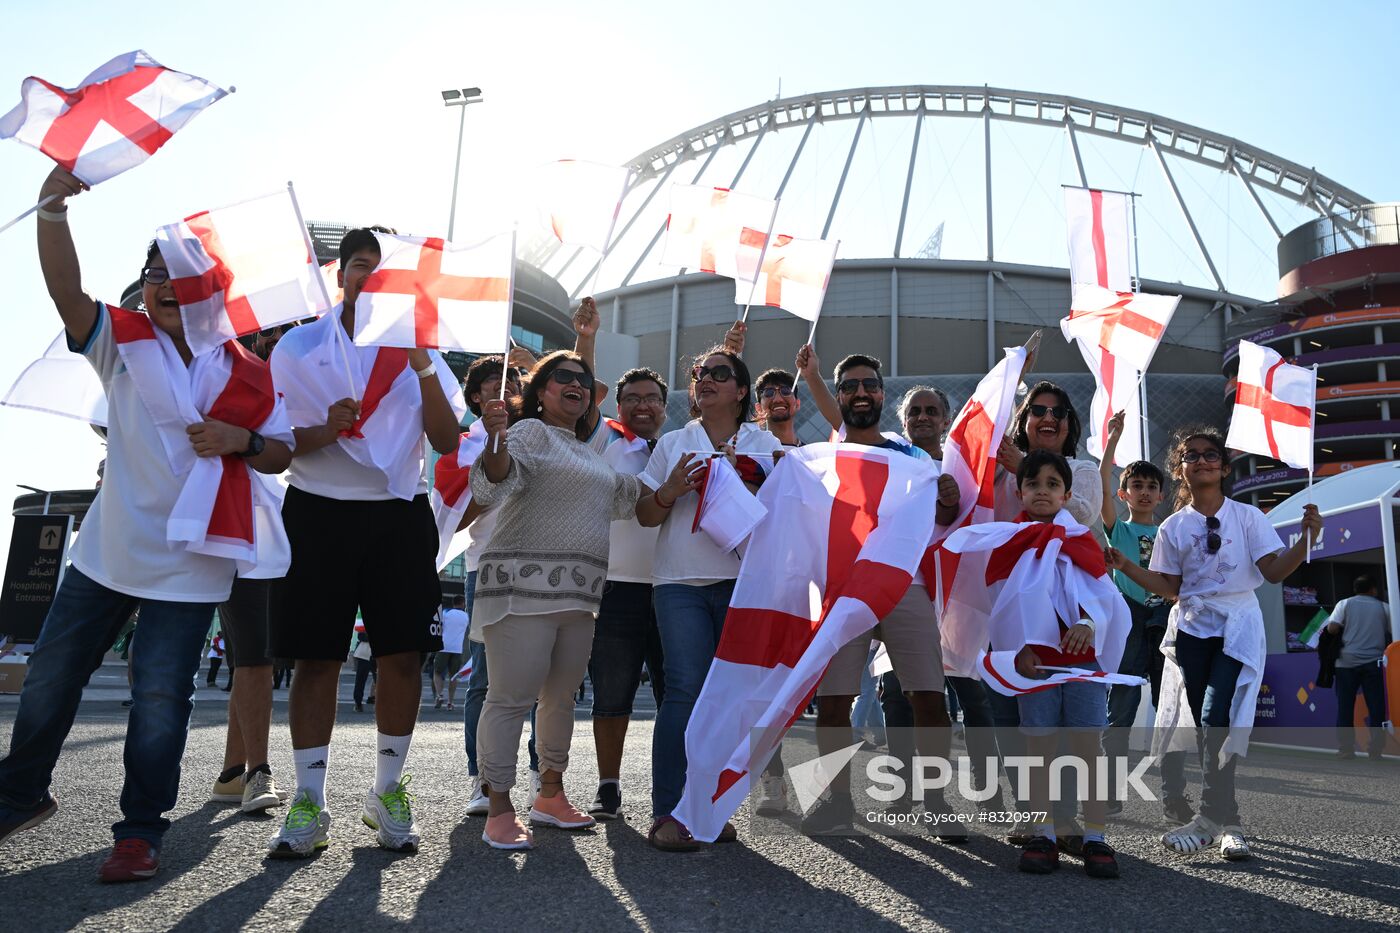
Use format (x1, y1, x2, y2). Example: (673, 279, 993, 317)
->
(1098, 412, 1186, 821)
(945, 450, 1130, 878)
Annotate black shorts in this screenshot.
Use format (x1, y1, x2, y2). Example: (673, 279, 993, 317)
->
(219, 577, 274, 667)
(271, 486, 444, 661)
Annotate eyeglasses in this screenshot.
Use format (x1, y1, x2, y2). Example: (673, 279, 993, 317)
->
(692, 364, 735, 384)
(837, 377, 883, 395)
(1182, 449, 1222, 464)
(1205, 515, 1221, 554)
(1028, 403, 1068, 420)
(549, 368, 595, 390)
(141, 266, 170, 285)
(619, 393, 664, 407)
(760, 386, 794, 399)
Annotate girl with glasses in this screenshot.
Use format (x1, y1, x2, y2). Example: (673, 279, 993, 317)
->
(1107, 426, 1321, 862)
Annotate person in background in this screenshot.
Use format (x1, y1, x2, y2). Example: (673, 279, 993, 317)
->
(753, 368, 803, 447)
(433, 596, 470, 712)
(1326, 575, 1391, 760)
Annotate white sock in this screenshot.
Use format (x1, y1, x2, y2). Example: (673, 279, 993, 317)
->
(293, 746, 330, 807)
(598, 778, 620, 788)
(375, 732, 412, 794)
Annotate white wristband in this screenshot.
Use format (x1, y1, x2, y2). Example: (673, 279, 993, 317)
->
(37, 206, 69, 223)
(415, 363, 436, 380)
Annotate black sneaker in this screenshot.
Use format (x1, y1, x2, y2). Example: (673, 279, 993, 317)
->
(1057, 834, 1085, 858)
(1083, 840, 1119, 878)
(0, 794, 58, 846)
(1018, 836, 1059, 874)
(1162, 795, 1195, 825)
(924, 797, 969, 844)
(800, 794, 856, 836)
(589, 782, 623, 820)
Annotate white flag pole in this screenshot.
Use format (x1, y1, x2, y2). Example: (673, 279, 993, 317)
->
(493, 227, 519, 454)
(0, 194, 59, 236)
(1129, 192, 1151, 461)
(739, 198, 782, 323)
(1306, 363, 1318, 563)
(287, 181, 357, 400)
(580, 170, 632, 301)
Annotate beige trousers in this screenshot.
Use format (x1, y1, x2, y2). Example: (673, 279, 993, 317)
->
(478, 610, 595, 792)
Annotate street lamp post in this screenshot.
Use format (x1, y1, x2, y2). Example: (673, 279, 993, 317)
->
(441, 87, 484, 242)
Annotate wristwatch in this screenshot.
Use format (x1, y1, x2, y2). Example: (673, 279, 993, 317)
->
(238, 429, 265, 459)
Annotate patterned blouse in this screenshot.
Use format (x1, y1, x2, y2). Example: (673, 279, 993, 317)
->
(468, 418, 641, 630)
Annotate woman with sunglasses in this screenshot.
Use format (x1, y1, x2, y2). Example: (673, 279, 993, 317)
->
(996, 381, 1105, 544)
(1107, 427, 1320, 862)
(634, 346, 782, 851)
(470, 351, 643, 850)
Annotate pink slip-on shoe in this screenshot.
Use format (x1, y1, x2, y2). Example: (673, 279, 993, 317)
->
(529, 791, 596, 830)
(483, 811, 534, 850)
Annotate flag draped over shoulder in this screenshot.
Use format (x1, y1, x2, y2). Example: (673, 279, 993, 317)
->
(0, 50, 227, 185)
(3, 331, 109, 426)
(1225, 339, 1316, 471)
(672, 444, 939, 842)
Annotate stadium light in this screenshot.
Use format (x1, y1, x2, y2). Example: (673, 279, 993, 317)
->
(441, 86, 484, 241)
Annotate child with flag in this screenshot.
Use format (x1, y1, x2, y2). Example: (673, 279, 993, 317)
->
(1107, 426, 1321, 862)
(0, 167, 294, 883)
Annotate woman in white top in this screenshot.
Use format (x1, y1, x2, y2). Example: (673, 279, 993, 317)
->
(994, 381, 1103, 539)
(634, 346, 782, 851)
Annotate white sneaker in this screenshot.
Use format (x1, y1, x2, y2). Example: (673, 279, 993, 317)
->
(267, 791, 330, 858)
(755, 775, 788, 816)
(362, 776, 420, 854)
(241, 769, 283, 814)
(1162, 813, 1221, 854)
(465, 775, 490, 817)
(1219, 825, 1250, 861)
(525, 770, 542, 809)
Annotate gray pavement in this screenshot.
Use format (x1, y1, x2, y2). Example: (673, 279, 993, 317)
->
(1, 668, 1398, 932)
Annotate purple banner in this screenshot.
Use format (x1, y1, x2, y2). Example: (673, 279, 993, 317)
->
(1234, 468, 1301, 493)
(1255, 651, 1336, 730)
(1275, 504, 1386, 560)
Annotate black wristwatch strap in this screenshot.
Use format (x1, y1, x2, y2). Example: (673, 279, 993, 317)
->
(238, 429, 265, 459)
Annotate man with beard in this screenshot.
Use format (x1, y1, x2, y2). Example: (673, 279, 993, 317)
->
(801, 354, 965, 840)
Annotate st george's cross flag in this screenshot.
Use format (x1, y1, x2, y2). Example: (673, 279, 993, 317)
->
(431, 420, 489, 570)
(691, 456, 768, 552)
(1226, 339, 1316, 471)
(3, 331, 110, 426)
(155, 189, 331, 358)
(661, 184, 778, 280)
(977, 650, 1146, 697)
(916, 346, 1028, 676)
(672, 444, 939, 842)
(1060, 286, 1180, 465)
(730, 233, 838, 322)
(0, 51, 228, 186)
(454, 655, 475, 681)
(534, 160, 630, 253)
(353, 231, 515, 352)
(1064, 187, 1132, 294)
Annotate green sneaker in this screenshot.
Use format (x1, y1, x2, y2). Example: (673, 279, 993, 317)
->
(267, 790, 330, 859)
(363, 775, 420, 853)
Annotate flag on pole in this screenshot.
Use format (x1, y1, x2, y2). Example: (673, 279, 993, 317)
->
(1060, 286, 1180, 465)
(454, 656, 475, 681)
(431, 420, 488, 570)
(353, 231, 515, 352)
(917, 346, 1028, 677)
(660, 184, 778, 280)
(0, 51, 228, 186)
(155, 189, 331, 358)
(671, 444, 939, 842)
(730, 234, 837, 322)
(978, 651, 1146, 697)
(1064, 187, 1132, 293)
(3, 331, 109, 426)
(1226, 340, 1316, 471)
(691, 457, 767, 552)
(533, 159, 630, 252)
(1298, 608, 1330, 649)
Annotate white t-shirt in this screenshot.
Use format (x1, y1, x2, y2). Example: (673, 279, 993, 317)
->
(597, 420, 661, 584)
(640, 420, 782, 585)
(1149, 497, 1284, 638)
(440, 607, 469, 653)
(67, 305, 264, 603)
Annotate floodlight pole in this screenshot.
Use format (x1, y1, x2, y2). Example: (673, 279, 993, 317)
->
(442, 87, 483, 242)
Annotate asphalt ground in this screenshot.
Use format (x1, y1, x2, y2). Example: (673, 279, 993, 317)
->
(1, 663, 1398, 932)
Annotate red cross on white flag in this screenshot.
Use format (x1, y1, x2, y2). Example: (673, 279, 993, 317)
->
(354, 231, 515, 352)
(534, 159, 630, 253)
(0, 51, 228, 186)
(1064, 187, 1132, 293)
(155, 189, 332, 358)
(660, 184, 778, 280)
(730, 233, 838, 323)
(1226, 339, 1316, 471)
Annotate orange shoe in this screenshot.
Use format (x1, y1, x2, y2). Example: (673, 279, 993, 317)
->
(482, 811, 533, 850)
(529, 791, 595, 830)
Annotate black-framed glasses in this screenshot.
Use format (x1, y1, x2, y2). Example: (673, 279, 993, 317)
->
(1205, 515, 1221, 554)
(549, 368, 595, 390)
(692, 364, 735, 384)
(1028, 403, 1068, 420)
(760, 385, 794, 399)
(140, 266, 170, 285)
(619, 392, 664, 407)
(1182, 449, 1222, 464)
(837, 377, 883, 395)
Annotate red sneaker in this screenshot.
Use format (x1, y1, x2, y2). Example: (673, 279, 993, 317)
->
(98, 839, 159, 883)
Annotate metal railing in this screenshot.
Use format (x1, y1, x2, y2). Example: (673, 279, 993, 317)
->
(1278, 203, 1400, 276)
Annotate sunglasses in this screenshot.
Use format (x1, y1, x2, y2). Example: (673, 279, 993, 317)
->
(1028, 403, 1068, 420)
(904, 405, 944, 418)
(837, 377, 883, 395)
(1205, 515, 1221, 554)
(692, 364, 735, 384)
(549, 368, 595, 390)
(760, 386, 794, 399)
(141, 266, 170, 285)
(1182, 449, 1222, 464)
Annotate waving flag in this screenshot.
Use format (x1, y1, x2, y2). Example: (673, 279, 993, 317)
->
(0, 51, 228, 186)
(918, 346, 1028, 677)
(661, 184, 778, 280)
(978, 651, 1146, 697)
(1226, 339, 1316, 471)
(731, 234, 837, 322)
(672, 444, 938, 842)
(691, 457, 767, 552)
(1064, 187, 1132, 293)
(454, 656, 475, 681)
(534, 160, 630, 252)
(354, 231, 515, 352)
(431, 420, 488, 569)
(3, 331, 109, 426)
(1060, 286, 1180, 465)
(156, 189, 329, 357)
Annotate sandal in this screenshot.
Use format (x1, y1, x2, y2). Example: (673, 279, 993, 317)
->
(648, 816, 699, 852)
(1219, 826, 1250, 861)
(1163, 814, 1220, 854)
(715, 821, 738, 843)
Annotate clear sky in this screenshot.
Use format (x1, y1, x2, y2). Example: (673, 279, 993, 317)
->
(0, 0, 1396, 583)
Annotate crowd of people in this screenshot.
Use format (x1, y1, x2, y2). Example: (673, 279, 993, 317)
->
(0, 165, 1345, 885)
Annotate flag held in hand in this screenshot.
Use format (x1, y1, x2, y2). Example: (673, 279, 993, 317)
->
(1226, 339, 1316, 471)
(533, 159, 630, 253)
(661, 184, 778, 280)
(731, 233, 837, 323)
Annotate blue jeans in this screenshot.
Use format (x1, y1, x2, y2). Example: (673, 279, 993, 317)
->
(462, 571, 537, 776)
(0, 567, 215, 845)
(851, 647, 885, 741)
(1175, 631, 1244, 825)
(1018, 662, 1108, 730)
(651, 580, 734, 818)
(1334, 663, 1386, 756)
